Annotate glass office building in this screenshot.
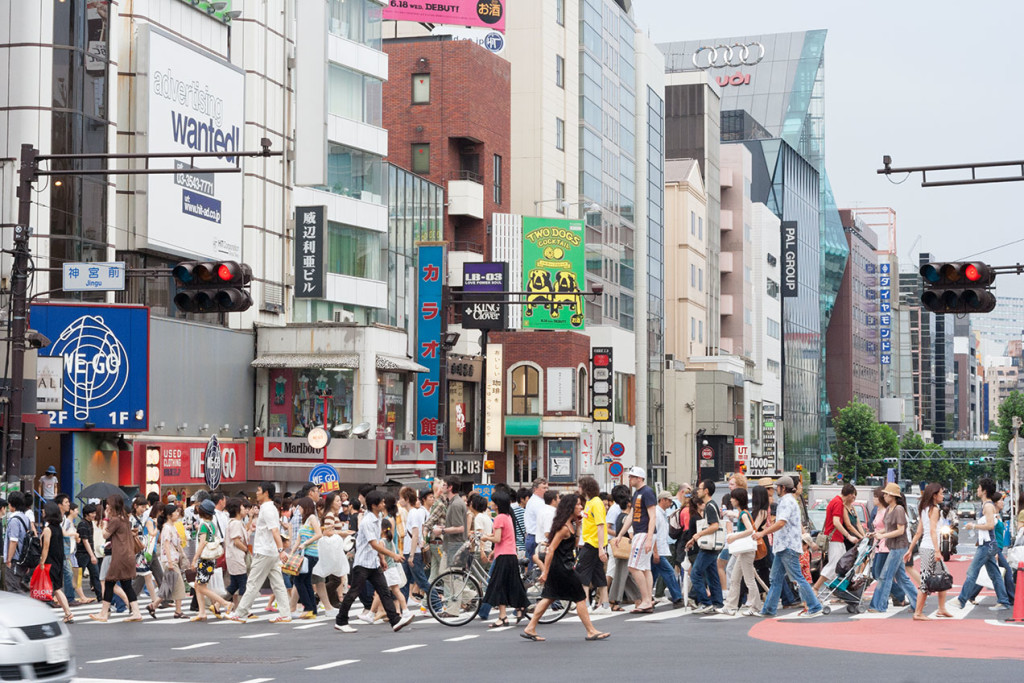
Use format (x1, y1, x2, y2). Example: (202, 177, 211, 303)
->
(660, 30, 849, 469)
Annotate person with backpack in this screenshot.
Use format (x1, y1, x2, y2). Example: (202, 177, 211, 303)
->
(3, 492, 38, 593)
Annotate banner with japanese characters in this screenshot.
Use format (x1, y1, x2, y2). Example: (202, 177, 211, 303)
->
(295, 206, 326, 299)
(416, 244, 446, 440)
(383, 0, 505, 33)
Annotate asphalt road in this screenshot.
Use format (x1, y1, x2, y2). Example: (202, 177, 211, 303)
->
(61, 552, 1024, 683)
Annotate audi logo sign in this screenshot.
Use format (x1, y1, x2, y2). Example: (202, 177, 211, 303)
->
(692, 42, 765, 69)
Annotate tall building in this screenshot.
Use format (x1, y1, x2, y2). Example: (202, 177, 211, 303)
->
(660, 31, 849, 472)
(971, 295, 1024, 356)
(953, 317, 981, 439)
(827, 210, 882, 420)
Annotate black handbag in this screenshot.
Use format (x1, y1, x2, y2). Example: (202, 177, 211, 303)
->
(923, 566, 953, 593)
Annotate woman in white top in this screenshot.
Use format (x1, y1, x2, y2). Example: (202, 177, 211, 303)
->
(907, 483, 952, 620)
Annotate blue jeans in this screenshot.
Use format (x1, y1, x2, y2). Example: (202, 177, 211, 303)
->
(525, 534, 537, 571)
(689, 550, 723, 607)
(959, 540, 1011, 607)
(295, 556, 318, 614)
(870, 546, 917, 611)
(652, 557, 682, 602)
(762, 546, 797, 605)
(871, 552, 907, 603)
(63, 560, 74, 598)
(762, 548, 822, 616)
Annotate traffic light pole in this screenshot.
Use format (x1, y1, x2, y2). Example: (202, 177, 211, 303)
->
(878, 156, 1024, 187)
(4, 142, 281, 489)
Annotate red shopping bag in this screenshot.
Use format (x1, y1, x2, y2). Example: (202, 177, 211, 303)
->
(30, 564, 53, 602)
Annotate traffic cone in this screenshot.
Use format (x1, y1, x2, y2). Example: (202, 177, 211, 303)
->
(1007, 564, 1024, 623)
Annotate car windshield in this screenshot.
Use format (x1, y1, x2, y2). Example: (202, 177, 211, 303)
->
(808, 509, 825, 531)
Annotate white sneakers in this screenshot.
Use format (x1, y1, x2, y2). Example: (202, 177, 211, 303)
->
(334, 624, 358, 633)
(590, 604, 612, 615)
(393, 613, 415, 632)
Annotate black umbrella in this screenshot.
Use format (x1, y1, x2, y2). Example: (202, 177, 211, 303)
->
(77, 482, 130, 503)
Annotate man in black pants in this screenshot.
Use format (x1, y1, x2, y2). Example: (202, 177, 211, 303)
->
(335, 491, 415, 633)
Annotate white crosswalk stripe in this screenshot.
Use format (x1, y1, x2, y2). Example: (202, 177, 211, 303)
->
(849, 605, 909, 619)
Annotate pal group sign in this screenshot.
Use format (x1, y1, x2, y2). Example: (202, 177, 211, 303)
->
(30, 304, 149, 431)
(384, 0, 506, 33)
(522, 217, 585, 330)
(142, 27, 244, 261)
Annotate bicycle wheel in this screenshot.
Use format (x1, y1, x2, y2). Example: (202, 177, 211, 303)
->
(427, 570, 482, 627)
(522, 575, 573, 625)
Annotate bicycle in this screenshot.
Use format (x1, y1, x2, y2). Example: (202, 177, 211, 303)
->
(426, 537, 571, 627)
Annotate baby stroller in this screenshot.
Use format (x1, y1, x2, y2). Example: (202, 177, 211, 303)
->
(816, 537, 876, 615)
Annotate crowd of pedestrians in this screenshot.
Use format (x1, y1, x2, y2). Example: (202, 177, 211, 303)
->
(1, 470, 1018, 641)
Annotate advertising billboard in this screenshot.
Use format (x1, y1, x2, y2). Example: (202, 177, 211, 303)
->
(295, 206, 327, 299)
(462, 262, 506, 330)
(30, 304, 150, 431)
(416, 244, 445, 440)
(143, 28, 245, 260)
(384, 0, 505, 33)
(522, 217, 585, 330)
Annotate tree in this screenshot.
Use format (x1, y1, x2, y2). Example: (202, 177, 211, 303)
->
(833, 400, 884, 482)
(995, 390, 1024, 484)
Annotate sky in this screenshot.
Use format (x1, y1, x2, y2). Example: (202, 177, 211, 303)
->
(635, 0, 1024, 297)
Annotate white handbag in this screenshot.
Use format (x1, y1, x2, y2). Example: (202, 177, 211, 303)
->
(727, 534, 757, 555)
(696, 519, 725, 552)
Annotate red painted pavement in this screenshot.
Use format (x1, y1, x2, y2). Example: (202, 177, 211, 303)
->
(748, 555, 1024, 659)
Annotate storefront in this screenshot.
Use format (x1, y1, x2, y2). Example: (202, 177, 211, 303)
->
(130, 439, 249, 499)
(267, 364, 356, 437)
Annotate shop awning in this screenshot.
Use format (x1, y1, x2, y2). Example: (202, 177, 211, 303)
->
(386, 475, 431, 488)
(251, 353, 360, 369)
(376, 354, 429, 373)
(505, 415, 542, 437)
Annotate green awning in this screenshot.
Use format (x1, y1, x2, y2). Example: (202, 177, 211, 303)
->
(504, 416, 542, 437)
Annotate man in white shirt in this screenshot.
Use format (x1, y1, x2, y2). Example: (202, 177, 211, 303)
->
(229, 482, 293, 623)
(334, 491, 414, 634)
(523, 477, 548, 569)
(535, 490, 558, 546)
(402, 488, 430, 598)
(652, 491, 684, 607)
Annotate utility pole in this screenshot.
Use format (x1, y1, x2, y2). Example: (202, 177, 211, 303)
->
(1013, 416, 1021, 533)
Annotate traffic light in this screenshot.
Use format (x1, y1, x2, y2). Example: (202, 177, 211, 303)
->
(591, 346, 613, 422)
(172, 260, 253, 313)
(919, 261, 996, 313)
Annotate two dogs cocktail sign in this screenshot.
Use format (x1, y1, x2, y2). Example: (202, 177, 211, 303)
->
(522, 217, 585, 330)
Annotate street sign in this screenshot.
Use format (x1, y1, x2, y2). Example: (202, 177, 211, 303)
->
(473, 484, 495, 500)
(309, 463, 340, 492)
(62, 262, 126, 292)
(700, 446, 714, 460)
(610, 441, 625, 458)
(204, 435, 222, 490)
(608, 461, 623, 477)
(307, 426, 330, 450)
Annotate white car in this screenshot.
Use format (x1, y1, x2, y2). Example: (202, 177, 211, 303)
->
(0, 590, 75, 682)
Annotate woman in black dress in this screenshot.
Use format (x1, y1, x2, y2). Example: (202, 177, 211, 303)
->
(39, 502, 74, 623)
(480, 490, 529, 627)
(521, 494, 610, 642)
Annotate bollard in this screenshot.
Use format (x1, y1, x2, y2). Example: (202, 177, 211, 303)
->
(1007, 563, 1024, 623)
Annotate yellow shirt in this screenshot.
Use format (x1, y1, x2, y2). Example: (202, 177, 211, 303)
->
(581, 496, 607, 548)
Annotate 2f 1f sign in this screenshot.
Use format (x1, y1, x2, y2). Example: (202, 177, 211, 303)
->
(781, 221, 798, 298)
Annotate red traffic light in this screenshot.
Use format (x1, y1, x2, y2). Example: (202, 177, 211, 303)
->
(964, 263, 980, 281)
(172, 260, 253, 313)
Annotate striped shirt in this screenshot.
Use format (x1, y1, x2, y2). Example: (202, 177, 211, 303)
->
(511, 503, 526, 552)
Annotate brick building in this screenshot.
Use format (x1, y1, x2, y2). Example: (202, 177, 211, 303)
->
(383, 37, 511, 255)
(487, 330, 595, 487)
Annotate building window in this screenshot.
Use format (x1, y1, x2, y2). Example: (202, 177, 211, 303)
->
(698, 217, 703, 240)
(698, 320, 704, 343)
(493, 154, 502, 204)
(690, 263, 696, 287)
(691, 317, 696, 341)
(328, 221, 384, 280)
(511, 365, 541, 415)
(555, 54, 565, 88)
(377, 372, 408, 439)
(767, 318, 781, 339)
(555, 180, 565, 213)
(556, 0, 564, 25)
(447, 380, 475, 451)
(556, 117, 565, 151)
(698, 268, 703, 292)
(412, 143, 430, 174)
(614, 372, 636, 425)
(412, 73, 430, 104)
(326, 143, 384, 201)
(767, 278, 779, 299)
(691, 211, 695, 235)
(329, 64, 383, 126)
(267, 368, 355, 437)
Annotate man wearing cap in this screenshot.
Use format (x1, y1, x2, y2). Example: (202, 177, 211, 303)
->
(653, 490, 685, 608)
(613, 466, 657, 612)
(868, 482, 918, 613)
(39, 466, 59, 500)
(752, 476, 823, 618)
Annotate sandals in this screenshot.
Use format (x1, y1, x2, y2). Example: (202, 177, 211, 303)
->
(489, 617, 510, 629)
(173, 612, 186, 619)
(629, 606, 654, 614)
(190, 615, 207, 622)
(585, 632, 610, 641)
(609, 603, 624, 612)
(520, 631, 545, 642)
(63, 615, 74, 624)
(147, 604, 158, 620)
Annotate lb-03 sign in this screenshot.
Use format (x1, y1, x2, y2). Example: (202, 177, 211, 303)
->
(31, 303, 149, 431)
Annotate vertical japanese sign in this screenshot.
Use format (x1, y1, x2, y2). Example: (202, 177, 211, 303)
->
(295, 206, 326, 299)
(781, 221, 798, 298)
(522, 217, 585, 329)
(416, 244, 446, 440)
(484, 343, 503, 452)
(878, 261, 892, 365)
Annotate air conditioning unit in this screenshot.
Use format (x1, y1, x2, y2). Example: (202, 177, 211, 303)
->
(333, 309, 355, 323)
